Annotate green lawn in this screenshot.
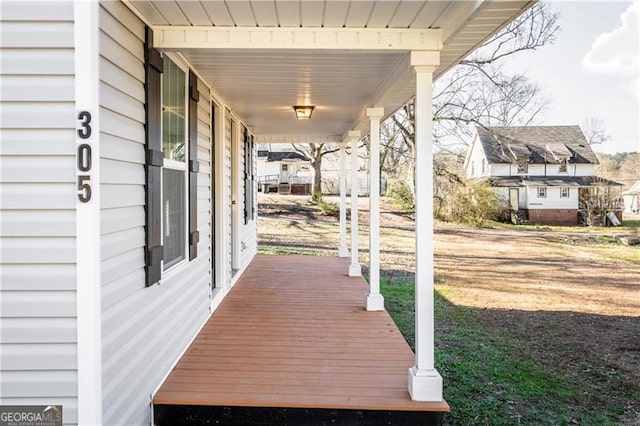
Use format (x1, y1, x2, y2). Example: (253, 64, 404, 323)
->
(382, 279, 629, 425)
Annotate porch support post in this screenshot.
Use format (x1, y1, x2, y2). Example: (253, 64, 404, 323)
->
(408, 51, 443, 401)
(75, 1, 102, 423)
(338, 143, 349, 257)
(348, 130, 362, 276)
(366, 108, 385, 311)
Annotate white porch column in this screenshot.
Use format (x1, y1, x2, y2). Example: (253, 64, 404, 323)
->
(408, 51, 443, 401)
(348, 130, 362, 276)
(366, 108, 385, 311)
(75, 1, 102, 423)
(338, 143, 349, 257)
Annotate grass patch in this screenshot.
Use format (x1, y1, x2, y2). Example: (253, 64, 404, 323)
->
(381, 279, 627, 425)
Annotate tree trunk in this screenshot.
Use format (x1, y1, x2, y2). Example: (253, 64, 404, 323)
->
(313, 155, 323, 194)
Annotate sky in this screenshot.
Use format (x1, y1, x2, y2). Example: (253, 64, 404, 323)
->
(503, 0, 639, 154)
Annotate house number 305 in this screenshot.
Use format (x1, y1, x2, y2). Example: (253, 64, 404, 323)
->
(77, 111, 93, 203)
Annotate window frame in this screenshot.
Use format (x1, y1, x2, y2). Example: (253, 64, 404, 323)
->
(161, 53, 190, 273)
(560, 187, 570, 198)
(517, 155, 529, 174)
(537, 187, 547, 198)
(559, 158, 568, 173)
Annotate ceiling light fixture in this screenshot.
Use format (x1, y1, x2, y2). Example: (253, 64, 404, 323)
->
(293, 105, 315, 120)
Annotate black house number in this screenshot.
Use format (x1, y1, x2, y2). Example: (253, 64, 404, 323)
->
(77, 111, 93, 203)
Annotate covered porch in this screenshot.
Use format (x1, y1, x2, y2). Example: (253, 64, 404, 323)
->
(153, 254, 449, 424)
(121, 0, 536, 422)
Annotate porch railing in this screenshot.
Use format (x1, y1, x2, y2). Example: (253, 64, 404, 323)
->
(258, 174, 279, 184)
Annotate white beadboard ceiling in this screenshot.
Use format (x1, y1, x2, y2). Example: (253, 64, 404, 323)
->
(127, 0, 535, 140)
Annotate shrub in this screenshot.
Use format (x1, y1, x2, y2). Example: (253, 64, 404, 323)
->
(309, 192, 339, 217)
(387, 180, 415, 212)
(318, 198, 339, 216)
(454, 182, 509, 226)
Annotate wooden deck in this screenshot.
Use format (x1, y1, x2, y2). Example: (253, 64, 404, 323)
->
(153, 254, 449, 414)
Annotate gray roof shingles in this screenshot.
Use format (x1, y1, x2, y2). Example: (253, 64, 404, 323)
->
(476, 126, 599, 165)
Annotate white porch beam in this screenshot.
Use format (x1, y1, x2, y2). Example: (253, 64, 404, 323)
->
(348, 130, 362, 277)
(408, 50, 443, 402)
(255, 135, 342, 144)
(366, 108, 385, 311)
(154, 26, 442, 51)
(338, 143, 349, 258)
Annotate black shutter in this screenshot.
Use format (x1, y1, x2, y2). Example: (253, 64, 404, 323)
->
(243, 127, 250, 224)
(144, 27, 163, 287)
(250, 135, 255, 219)
(188, 70, 200, 260)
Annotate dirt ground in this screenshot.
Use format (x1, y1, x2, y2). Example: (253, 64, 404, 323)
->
(258, 194, 640, 422)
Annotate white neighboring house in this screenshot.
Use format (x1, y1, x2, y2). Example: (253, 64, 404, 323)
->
(465, 126, 623, 225)
(256, 144, 371, 196)
(622, 180, 640, 215)
(0, 1, 536, 425)
(256, 146, 312, 194)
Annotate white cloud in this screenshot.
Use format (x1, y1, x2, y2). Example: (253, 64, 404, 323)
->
(582, 0, 638, 83)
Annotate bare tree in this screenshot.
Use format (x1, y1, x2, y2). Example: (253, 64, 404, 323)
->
(291, 143, 340, 194)
(582, 117, 611, 145)
(380, 2, 559, 196)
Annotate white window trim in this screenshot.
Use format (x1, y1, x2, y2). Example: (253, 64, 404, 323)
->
(161, 53, 190, 275)
(560, 187, 570, 198)
(537, 187, 547, 198)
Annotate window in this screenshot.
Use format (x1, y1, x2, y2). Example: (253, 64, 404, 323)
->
(537, 187, 547, 198)
(481, 159, 486, 174)
(143, 28, 199, 287)
(162, 56, 188, 270)
(560, 187, 570, 198)
(517, 155, 529, 174)
(559, 159, 568, 173)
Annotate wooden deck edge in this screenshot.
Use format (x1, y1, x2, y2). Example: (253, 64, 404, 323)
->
(154, 405, 448, 426)
(153, 399, 450, 413)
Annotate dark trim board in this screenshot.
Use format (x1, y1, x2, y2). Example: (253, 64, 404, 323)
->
(154, 405, 444, 426)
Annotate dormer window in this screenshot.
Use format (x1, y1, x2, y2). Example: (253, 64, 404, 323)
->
(559, 158, 568, 173)
(516, 155, 528, 174)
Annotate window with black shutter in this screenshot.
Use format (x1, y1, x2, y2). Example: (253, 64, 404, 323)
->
(144, 27, 198, 286)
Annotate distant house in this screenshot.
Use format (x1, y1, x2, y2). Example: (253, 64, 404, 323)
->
(257, 147, 312, 194)
(465, 126, 623, 225)
(622, 180, 640, 215)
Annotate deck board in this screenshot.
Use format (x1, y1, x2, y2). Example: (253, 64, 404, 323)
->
(153, 254, 449, 412)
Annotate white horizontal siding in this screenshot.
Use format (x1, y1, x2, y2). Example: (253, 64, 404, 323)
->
(0, 75, 75, 102)
(1, 210, 75, 237)
(0, 129, 75, 155)
(1, 318, 77, 343)
(0, 4, 77, 424)
(98, 3, 212, 425)
(1, 371, 76, 397)
(1, 291, 75, 318)
(0, 155, 75, 183)
(1, 264, 76, 291)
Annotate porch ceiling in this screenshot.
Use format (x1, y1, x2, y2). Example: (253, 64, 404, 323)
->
(127, 0, 535, 140)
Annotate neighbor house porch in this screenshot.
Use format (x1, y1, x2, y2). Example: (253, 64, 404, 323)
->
(153, 254, 449, 425)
